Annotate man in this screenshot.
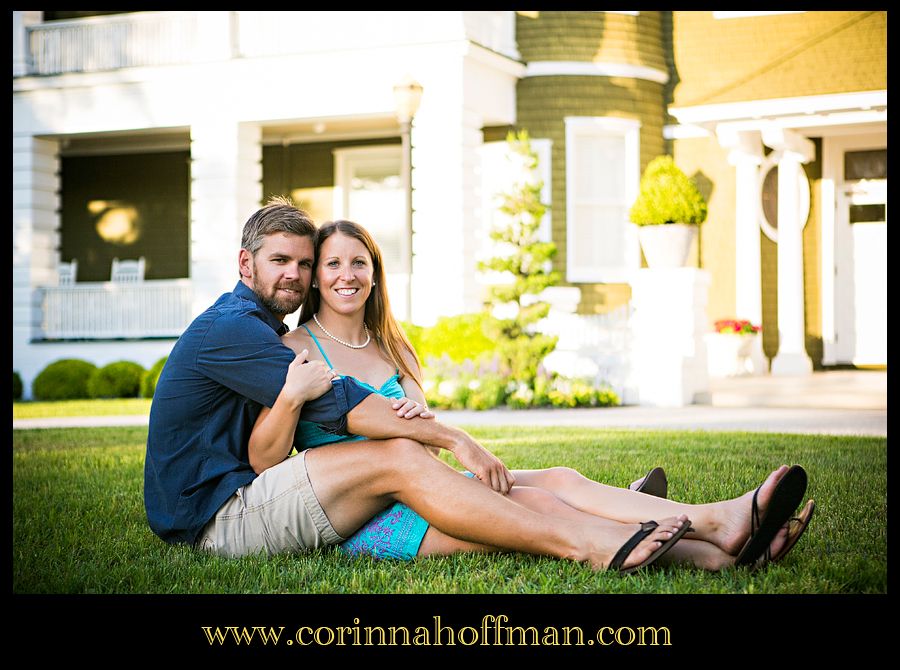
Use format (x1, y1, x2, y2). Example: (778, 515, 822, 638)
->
(144, 197, 685, 571)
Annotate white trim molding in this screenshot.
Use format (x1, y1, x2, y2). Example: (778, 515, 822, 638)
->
(669, 90, 886, 126)
(525, 61, 669, 85)
(712, 11, 805, 20)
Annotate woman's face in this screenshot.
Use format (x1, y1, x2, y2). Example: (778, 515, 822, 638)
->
(315, 231, 375, 316)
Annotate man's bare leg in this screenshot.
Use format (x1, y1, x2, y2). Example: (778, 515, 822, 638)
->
(303, 438, 688, 571)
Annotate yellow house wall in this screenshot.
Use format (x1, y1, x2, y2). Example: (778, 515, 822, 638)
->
(671, 11, 887, 107)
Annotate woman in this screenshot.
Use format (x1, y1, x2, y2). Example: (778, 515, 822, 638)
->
(253, 220, 813, 571)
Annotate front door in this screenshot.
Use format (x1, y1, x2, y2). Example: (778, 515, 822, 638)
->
(829, 133, 887, 366)
(333, 146, 408, 319)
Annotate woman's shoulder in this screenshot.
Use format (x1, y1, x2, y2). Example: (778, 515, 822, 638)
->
(282, 322, 314, 351)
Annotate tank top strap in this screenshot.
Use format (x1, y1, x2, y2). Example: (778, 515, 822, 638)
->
(300, 324, 335, 368)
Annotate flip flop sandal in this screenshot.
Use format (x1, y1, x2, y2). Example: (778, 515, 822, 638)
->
(612, 519, 692, 575)
(735, 465, 808, 567)
(762, 499, 816, 566)
(630, 467, 668, 498)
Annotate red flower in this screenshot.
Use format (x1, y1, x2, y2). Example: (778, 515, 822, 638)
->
(715, 319, 761, 335)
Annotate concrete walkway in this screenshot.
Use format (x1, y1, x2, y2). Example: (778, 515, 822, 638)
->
(12, 370, 886, 437)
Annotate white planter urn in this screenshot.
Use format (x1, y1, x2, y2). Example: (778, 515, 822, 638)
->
(706, 332, 763, 377)
(637, 224, 697, 268)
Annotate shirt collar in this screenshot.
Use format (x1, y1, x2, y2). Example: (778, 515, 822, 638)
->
(232, 281, 289, 336)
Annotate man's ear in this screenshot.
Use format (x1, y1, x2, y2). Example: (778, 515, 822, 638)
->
(238, 248, 253, 279)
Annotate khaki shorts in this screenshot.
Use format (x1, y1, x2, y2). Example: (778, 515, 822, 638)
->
(195, 450, 345, 558)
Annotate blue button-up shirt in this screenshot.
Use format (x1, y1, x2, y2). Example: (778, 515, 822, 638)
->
(144, 281, 297, 544)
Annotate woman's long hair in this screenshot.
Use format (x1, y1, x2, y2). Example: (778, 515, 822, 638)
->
(299, 220, 423, 392)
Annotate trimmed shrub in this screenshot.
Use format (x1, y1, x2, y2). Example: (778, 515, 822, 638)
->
(32, 359, 98, 400)
(140, 356, 169, 399)
(13, 371, 23, 400)
(87, 360, 145, 399)
(629, 155, 708, 226)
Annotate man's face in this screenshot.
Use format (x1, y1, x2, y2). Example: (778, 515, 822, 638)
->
(239, 232, 314, 319)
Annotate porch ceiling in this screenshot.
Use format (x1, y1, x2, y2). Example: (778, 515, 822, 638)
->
(261, 114, 401, 144)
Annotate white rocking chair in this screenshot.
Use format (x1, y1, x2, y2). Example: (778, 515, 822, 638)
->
(58, 259, 77, 285)
(111, 256, 146, 283)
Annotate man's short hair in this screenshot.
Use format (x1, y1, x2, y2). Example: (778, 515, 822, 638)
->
(241, 196, 316, 256)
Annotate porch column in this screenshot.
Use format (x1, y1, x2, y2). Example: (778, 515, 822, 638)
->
(719, 127, 767, 373)
(12, 135, 61, 397)
(189, 121, 262, 317)
(12, 11, 42, 77)
(763, 128, 815, 376)
(411, 103, 484, 324)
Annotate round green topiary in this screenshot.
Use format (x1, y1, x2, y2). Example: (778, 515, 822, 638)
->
(629, 155, 708, 226)
(87, 360, 146, 399)
(13, 371, 23, 400)
(32, 359, 98, 400)
(140, 356, 169, 399)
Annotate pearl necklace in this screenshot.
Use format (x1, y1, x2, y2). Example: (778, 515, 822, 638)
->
(313, 313, 371, 349)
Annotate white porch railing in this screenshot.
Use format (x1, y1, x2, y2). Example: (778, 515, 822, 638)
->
(38, 280, 193, 340)
(26, 11, 231, 75)
(537, 305, 635, 398)
(23, 11, 520, 76)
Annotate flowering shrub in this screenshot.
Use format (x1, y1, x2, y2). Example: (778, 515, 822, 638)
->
(422, 354, 619, 411)
(714, 319, 761, 335)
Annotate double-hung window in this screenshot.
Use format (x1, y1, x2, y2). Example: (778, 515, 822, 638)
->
(565, 117, 641, 283)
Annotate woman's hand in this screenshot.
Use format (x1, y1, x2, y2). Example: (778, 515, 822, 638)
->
(391, 397, 435, 420)
(450, 434, 516, 495)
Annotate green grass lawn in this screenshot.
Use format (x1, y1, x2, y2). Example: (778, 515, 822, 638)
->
(13, 424, 886, 595)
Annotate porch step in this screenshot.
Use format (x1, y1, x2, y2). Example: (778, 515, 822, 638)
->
(706, 370, 886, 410)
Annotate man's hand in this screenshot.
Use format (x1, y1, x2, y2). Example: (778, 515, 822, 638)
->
(450, 434, 516, 495)
(391, 397, 435, 419)
(282, 349, 334, 407)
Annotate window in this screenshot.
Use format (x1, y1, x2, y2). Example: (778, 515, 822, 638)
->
(565, 117, 640, 283)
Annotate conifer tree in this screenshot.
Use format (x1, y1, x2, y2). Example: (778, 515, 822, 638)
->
(479, 130, 559, 385)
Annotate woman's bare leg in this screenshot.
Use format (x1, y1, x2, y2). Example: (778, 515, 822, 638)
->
(510, 465, 793, 557)
(418, 485, 730, 570)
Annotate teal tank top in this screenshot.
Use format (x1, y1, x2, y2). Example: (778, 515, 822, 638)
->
(295, 324, 403, 449)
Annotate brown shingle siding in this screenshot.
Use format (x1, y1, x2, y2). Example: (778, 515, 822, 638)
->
(516, 11, 667, 73)
(517, 72, 666, 312)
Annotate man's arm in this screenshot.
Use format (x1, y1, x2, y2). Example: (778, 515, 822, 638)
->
(345, 394, 516, 494)
(248, 350, 333, 474)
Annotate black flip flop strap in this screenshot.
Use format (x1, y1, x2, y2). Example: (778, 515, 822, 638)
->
(609, 521, 658, 571)
(750, 485, 773, 562)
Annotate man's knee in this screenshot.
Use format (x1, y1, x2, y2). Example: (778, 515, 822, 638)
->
(376, 437, 432, 465)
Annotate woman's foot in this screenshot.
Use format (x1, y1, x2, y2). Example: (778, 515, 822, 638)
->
(628, 467, 668, 498)
(715, 466, 795, 559)
(587, 514, 690, 572)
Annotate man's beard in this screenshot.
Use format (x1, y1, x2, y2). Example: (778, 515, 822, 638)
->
(253, 277, 305, 318)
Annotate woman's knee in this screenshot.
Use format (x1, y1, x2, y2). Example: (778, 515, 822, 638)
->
(533, 466, 585, 489)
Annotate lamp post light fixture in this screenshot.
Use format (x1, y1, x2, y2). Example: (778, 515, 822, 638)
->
(393, 76, 423, 321)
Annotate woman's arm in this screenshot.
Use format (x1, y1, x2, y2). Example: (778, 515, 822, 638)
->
(395, 352, 439, 455)
(248, 349, 333, 474)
